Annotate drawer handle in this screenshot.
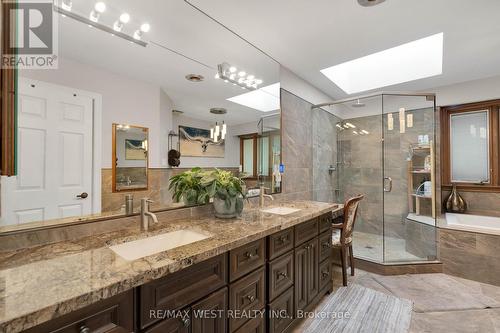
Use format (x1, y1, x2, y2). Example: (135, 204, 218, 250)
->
(79, 325, 91, 333)
(322, 242, 331, 248)
(182, 317, 191, 327)
(304, 245, 311, 250)
(247, 295, 256, 302)
(279, 235, 287, 243)
(245, 252, 255, 259)
(322, 270, 329, 278)
(278, 271, 288, 279)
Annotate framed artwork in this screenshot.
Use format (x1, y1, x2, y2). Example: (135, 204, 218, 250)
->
(179, 125, 225, 158)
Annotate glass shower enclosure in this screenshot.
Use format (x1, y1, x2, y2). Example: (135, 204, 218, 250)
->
(312, 93, 437, 264)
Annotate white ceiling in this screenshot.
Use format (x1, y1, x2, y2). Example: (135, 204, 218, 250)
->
(57, 0, 280, 125)
(188, 0, 500, 99)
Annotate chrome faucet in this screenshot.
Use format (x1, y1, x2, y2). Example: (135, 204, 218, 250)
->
(140, 198, 158, 231)
(259, 185, 274, 207)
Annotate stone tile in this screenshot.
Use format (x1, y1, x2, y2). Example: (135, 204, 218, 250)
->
(410, 309, 497, 333)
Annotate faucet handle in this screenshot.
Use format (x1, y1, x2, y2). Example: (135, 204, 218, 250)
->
(146, 199, 154, 203)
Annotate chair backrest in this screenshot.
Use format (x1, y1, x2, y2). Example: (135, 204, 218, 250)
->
(341, 194, 364, 244)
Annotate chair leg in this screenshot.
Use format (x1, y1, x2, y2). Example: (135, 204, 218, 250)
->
(340, 246, 347, 286)
(349, 244, 355, 276)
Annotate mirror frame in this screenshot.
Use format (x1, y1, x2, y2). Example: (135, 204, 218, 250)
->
(112, 123, 150, 193)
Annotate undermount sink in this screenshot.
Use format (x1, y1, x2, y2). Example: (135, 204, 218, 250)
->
(261, 207, 302, 215)
(110, 229, 211, 261)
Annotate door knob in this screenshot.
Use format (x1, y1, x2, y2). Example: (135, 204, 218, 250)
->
(76, 192, 89, 199)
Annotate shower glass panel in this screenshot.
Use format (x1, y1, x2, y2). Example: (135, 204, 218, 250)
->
(382, 94, 437, 263)
(312, 92, 437, 264)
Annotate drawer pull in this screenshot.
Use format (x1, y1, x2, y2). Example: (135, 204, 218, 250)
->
(322, 242, 331, 248)
(304, 245, 311, 250)
(279, 235, 288, 243)
(278, 271, 288, 279)
(182, 317, 191, 327)
(245, 252, 255, 259)
(247, 295, 256, 302)
(322, 270, 329, 278)
(79, 325, 91, 333)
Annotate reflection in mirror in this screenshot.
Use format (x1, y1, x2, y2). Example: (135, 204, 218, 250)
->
(113, 124, 149, 192)
(0, 0, 281, 232)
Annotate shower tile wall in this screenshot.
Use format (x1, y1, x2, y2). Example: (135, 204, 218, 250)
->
(312, 109, 341, 202)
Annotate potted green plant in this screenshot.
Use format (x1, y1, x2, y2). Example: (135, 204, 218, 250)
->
(168, 167, 209, 206)
(201, 168, 246, 218)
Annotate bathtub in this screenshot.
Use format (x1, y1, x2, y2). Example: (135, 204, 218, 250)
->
(445, 213, 500, 235)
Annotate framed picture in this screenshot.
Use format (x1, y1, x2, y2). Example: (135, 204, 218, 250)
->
(125, 139, 147, 160)
(179, 125, 225, 158)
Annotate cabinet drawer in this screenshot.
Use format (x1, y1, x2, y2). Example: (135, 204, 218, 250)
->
(229, 267, 266, 332)
(230, 239, 266, 282)
(268, 287, 294, 333)
(140, 254, 227, 329)
(319, 231, 332, 263)
(143, 311, 190, 333)
(268, 252, 294, 301)
(191, 288, 227, 333)
(319, 259, 332, 292)
(24, 290, 134, 333)
(234, 315, 266, 333)
(294, 218, 318, 246)
(268, 228, 294, 260)
(319, 213, 332, 234)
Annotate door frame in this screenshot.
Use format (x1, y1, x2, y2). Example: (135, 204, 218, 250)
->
(1, 78, 103, 217)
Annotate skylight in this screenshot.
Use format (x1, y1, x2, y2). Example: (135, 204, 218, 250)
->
(320, 33, 444, 94)
(227, 83, 280, 112)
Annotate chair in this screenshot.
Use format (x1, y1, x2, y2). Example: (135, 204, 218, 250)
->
(332, 194, 364, 286)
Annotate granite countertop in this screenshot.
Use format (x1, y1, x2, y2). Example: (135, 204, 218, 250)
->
(0, 201, 342, 333)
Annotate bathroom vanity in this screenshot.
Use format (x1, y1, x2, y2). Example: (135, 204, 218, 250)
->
(0, 201, 341, 333)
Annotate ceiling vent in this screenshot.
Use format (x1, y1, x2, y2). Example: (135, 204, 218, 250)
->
(358, 0, 386, 7)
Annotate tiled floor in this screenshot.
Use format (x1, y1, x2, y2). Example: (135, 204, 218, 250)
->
(353, 231, 425, 262)
(296, 266, 500, 332)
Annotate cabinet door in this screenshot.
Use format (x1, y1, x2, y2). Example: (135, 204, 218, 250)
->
(294, 246, 308, 312)
(306, 238, 319, 305)
(191, 288, 228, 333)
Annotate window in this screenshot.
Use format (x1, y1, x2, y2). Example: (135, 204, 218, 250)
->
(441, 100, 500, 191)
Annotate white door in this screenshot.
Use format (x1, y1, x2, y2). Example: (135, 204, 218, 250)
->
(1, 79, 94, 225)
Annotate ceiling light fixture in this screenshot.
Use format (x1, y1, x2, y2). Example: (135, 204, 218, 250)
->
(227, 82, 280, 112)
(54, 3, 149, 47)
(320, 32, 444, 94)
(216, 63, 263, 91)
(61, 0, 72, 11)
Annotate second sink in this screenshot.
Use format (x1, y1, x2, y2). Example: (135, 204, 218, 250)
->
(261, 207, 302, 215)
(110, 229, 211, 261)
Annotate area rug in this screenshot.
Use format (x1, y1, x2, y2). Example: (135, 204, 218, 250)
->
(302, 284, 413, 333)
(372, 274, 500, 312)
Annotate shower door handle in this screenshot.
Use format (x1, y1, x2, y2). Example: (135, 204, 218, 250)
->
(384, 177, 393, 192)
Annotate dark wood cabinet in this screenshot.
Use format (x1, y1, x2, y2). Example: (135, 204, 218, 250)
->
(319, 259, 332, 292)
(143, 312, 190, 333)
(24, 290, 134, 333)
(268, 252, 294, 301)
(268, 228, 294, 260)
(268, 287, 294, 333)
(191, 288, 228, 333)
(306, 238, 319, 304)
(230, 239, 266, 282)
(294, 218, 318, 246)
(319, 213, 332, 234)
(140, 254, 227, 329)
(319, 231, 332, 263)
(235, 315, 266, 333)
(294, 245, 308, 312)
(229, 267, 266, 332)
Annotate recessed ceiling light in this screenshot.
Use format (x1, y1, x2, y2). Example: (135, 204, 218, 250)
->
(227, 83, 280, 112)
(358, 0, 386, 7)
(94, 2, 106, 13)
(320, 32, 444, 94)
(140, 23, 151, 33)
(185, 74, 204, 82)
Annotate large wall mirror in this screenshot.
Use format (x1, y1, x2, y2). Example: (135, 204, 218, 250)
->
(0, 0, 281, 233)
